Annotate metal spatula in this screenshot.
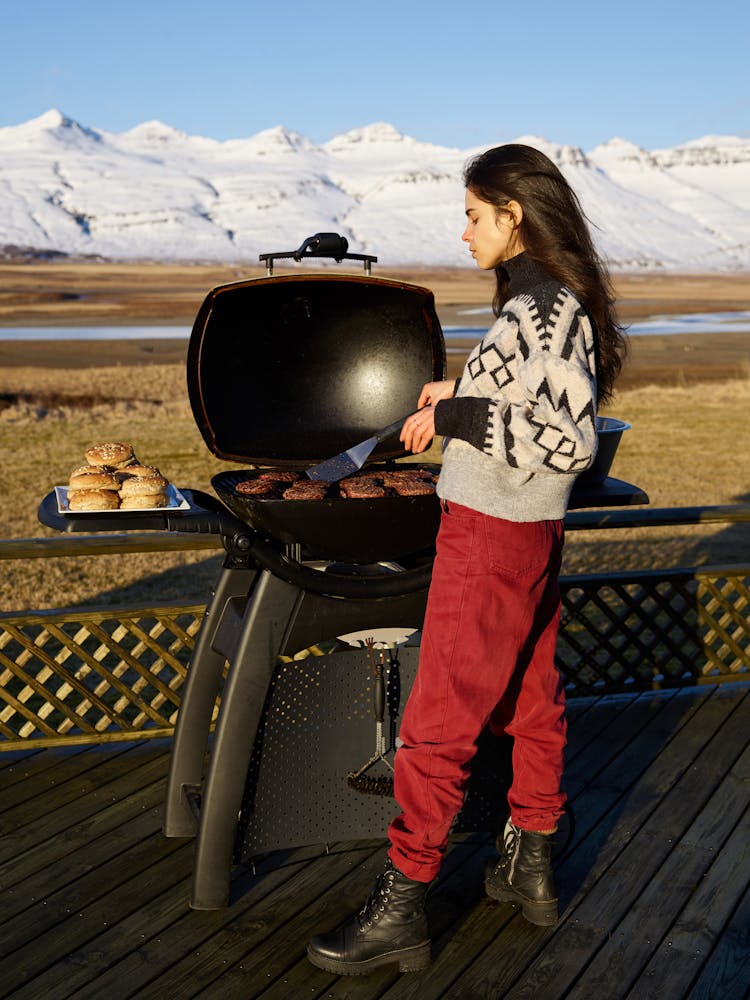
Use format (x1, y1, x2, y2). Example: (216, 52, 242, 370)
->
(306, 411, 417, 482)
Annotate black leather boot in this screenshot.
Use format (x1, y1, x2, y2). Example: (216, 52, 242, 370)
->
(307, 858, 431, 975)
(485, 819, 558, 926)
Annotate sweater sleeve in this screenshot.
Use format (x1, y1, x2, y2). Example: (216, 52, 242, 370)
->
(435, 349, 598, 476)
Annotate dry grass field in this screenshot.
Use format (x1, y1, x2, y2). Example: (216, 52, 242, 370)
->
(2, 261, 750, 326)
(1, 262, 748, 613)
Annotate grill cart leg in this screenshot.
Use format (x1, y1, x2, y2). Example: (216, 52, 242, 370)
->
(163, 563, 257, 838)
(190, 569, 300, 909)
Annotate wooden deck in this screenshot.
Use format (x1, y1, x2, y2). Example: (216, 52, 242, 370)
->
(1, 683, 749, 1000)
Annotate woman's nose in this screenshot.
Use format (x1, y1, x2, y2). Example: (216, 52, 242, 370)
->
(461, 224, 471, 242)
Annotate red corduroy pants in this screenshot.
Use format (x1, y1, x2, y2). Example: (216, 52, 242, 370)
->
(387, 501, 567, 883)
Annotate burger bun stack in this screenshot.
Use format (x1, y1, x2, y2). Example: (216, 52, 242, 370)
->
(66, 442, 172, 511)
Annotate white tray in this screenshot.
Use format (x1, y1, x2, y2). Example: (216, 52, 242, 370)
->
(55, 484, 190, 514)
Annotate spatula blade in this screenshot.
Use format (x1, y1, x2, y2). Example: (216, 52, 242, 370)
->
(306, 435, 379, 482)
(305, 411, 417, 483)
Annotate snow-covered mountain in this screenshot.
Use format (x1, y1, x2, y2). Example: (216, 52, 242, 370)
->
(1, 109, 749, 270)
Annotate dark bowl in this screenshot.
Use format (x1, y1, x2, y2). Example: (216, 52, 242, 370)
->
(578, 417, 631, 485)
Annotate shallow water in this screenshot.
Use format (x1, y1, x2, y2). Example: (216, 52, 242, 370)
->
(445, 309, 750, 340)
(622, 311, 750, 336)
(0, 325, 191, 341)
(1, 310, 749, 342)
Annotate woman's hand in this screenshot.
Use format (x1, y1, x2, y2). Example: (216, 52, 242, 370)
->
(400, 406, 436, 454)
(399, 381, 455, 453)
(417, 380, 456, 409)
(400, 381, 455, 453)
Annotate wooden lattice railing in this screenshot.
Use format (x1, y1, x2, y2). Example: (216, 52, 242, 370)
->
(556, 565, 749, 696)
(1, 507, 748, 749)
(0, 604, 207, 749)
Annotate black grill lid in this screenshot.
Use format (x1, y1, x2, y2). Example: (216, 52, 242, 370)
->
(188, 271, 446, 465)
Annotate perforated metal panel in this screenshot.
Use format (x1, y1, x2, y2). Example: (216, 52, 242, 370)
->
(234, 646, 512, 861)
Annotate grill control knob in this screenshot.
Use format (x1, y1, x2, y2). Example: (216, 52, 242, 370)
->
(233, 533, 252, 553)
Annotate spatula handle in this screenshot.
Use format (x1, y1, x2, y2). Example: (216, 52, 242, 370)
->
(375, 411, 419, 443)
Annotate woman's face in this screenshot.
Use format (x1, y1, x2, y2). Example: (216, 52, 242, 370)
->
(462, 189, 523, 269)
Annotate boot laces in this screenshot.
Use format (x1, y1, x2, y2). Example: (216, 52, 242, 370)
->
(500, 820, 522, 880)
(503, 820, 520, 854)
(357, 866, 395, 929)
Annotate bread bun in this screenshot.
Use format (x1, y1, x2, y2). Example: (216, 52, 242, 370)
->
(71, 463, 115, 477)
(119, 493, 169, 509)
(69, 469, 120, 491)
(119, 474, 169, 497)
(117, 464, 161, 480)
(85, 442, 136, 469)
(68, 489, 120, 511)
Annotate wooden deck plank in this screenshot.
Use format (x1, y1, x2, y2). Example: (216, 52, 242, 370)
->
(37, 840, 385, 1000)
(0, 742, 124, 805)
(132, 691, 712, 996)
(0, 784, 167, 918)
(32, 845, 370, 1000)
(685, 882, 750, 1000)
(625, 802, 750, 999)
(0, 745, 171, 867)
(0, 741, 164, 827)
(0, 834, 190, 995)
(444, 685, 749, 1000)
(563, 691, 665, 770)
(134, 844, 392, 1000)
(419, 685, 747, 999)
(555, 685, 734, 903)
(529, 687, 748, 996)
(0, 745, 67, 781)
(563, 686, 689, 797)
(0, 686, 747, 1000)
(0, 744, 173, 910)
(222, 836, 486, 1000)
(568, 730, 750, 995)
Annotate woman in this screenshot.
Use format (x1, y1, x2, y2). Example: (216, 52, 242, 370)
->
(307, 143, 626, 976)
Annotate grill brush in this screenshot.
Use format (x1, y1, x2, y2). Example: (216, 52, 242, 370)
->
(347, 639, 398, 796)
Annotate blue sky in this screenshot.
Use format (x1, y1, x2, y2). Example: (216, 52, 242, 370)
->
(3, 0, 748, 149)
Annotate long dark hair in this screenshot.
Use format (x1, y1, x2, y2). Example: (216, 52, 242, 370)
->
(463, 144, 627, 404)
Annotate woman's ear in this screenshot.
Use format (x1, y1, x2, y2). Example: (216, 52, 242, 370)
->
(505, 199, 524, 230)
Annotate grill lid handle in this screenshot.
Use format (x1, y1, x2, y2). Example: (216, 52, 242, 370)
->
(295, 232, 349, 259)
(259, 232, 378, 275)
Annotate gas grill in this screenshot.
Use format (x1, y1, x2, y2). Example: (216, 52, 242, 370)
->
(38, 234, 648, 908)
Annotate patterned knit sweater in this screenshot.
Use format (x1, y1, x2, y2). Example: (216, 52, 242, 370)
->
(434, 252, 598, 522)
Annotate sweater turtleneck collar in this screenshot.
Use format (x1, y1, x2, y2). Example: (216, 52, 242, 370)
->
(502, 252, 552, 296)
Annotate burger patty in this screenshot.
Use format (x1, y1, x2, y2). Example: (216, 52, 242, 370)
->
(390, 479, 435, 496)
(258, 470, 301, 482)
(282, 481, 330, 500)
(236, 479, 277, 496)
(340, 477, 387, 498)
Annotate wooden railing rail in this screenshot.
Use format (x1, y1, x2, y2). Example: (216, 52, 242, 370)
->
(0, 532, 222, 560)
(564, 503, 750, 530)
